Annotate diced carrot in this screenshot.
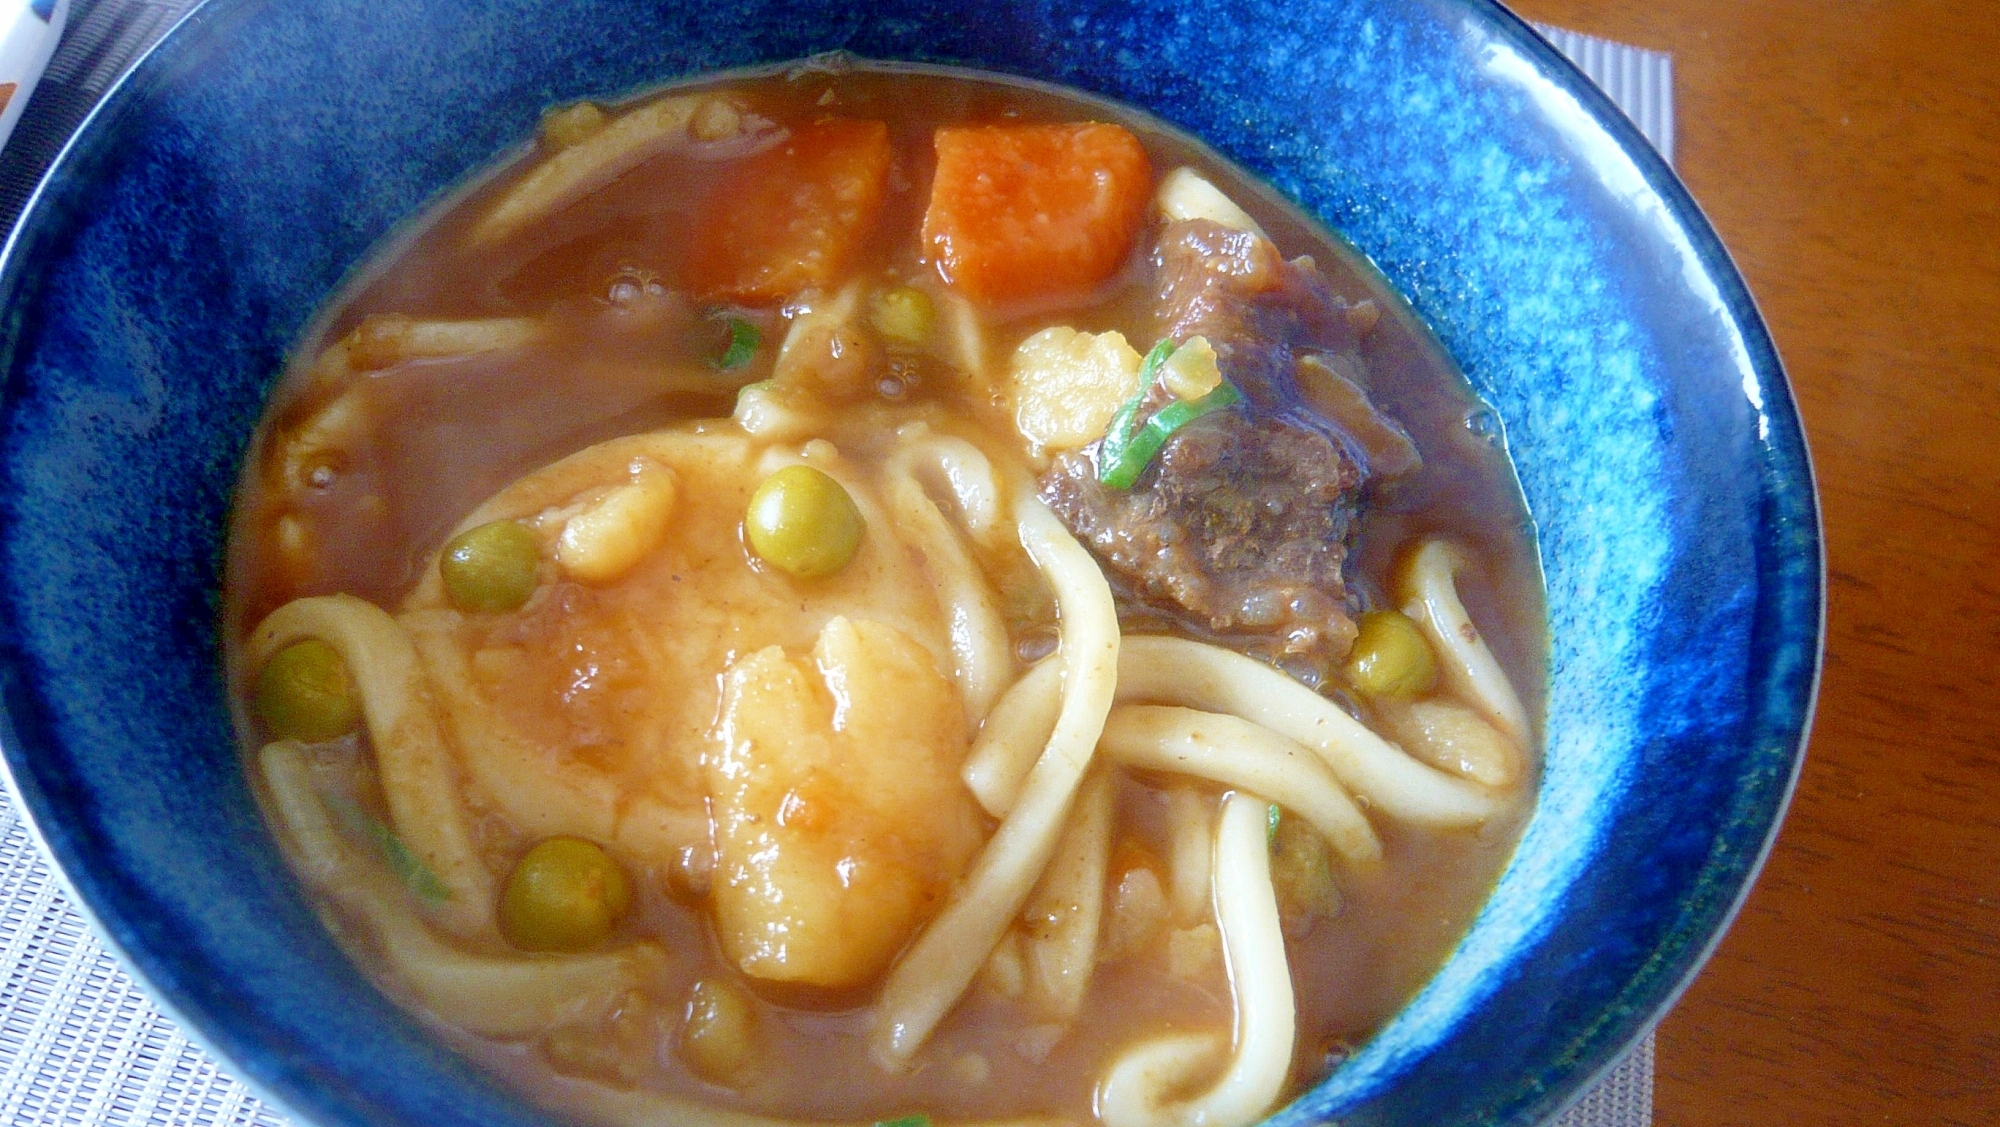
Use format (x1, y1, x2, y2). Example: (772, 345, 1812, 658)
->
(922, 122, 1154, 307)
(686, 119, 893, 301)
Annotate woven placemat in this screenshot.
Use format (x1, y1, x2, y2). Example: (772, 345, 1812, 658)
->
(0, 4, 1670, 1124)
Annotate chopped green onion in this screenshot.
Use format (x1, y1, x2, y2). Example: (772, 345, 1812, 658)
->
(1098, 381, 1242, 490)
(328, 796, 452, 905)
(1268, 803, 1282, 845)
(1096, 340, 1176, 480)
(369, 819, 453, 905)
(874, 1117, 931, 1127)
(1097, 395, 1145, 476)
(711, 316, 761, 370)
(1137, 337, 1177, 384)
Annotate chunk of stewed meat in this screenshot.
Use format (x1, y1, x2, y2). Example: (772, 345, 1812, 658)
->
(1152, 219, 1417, 478)
(1042, 413, 1362, 662)
(1152, 219, 1358, 410)
(1038, 219, 1418, 680)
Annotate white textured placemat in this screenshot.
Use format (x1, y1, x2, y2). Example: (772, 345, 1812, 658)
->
(0, 7, 1672, 1126)
(1534, 23, 1674, 161)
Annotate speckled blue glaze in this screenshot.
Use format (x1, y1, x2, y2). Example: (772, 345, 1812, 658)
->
(0, 1, 1818, 1125)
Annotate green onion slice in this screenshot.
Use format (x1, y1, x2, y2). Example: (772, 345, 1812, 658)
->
(873, 1117, 931, 1127)
(1096, 340, 1176, 481)
(329, 796, 452, 905)
(1268, 802, 1283, 845)
(711, 315, 761, 370)
(1098, 380, 1242, 490)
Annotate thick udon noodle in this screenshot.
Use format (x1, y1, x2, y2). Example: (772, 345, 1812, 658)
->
(251, 419, 1527, 1126)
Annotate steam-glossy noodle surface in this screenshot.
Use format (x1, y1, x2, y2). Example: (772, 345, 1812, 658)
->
(225, 62, 1545, 1127)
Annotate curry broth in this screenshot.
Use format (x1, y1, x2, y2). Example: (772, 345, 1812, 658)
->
(226, 60, 1545, 1125)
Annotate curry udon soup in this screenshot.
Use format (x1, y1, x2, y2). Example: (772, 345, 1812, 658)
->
(226, 61, 1546, 1127)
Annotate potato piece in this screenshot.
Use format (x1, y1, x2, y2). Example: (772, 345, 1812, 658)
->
(1153, 167, 1268, 239)
(923, 122, 1153, 307)
(708, 618, 983, 987)
(1158, 335, 1222, 400)
(1009, 326, 1143, 453)
(686, 119, 893, 302)
(557, 461, 678, 584)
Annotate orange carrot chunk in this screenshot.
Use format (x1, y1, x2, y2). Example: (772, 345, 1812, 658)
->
(687, 119, 893, 302)
(923, 122, 1154, 307)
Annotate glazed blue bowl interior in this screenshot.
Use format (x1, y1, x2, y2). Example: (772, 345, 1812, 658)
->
(0, 1, 1819, 1125)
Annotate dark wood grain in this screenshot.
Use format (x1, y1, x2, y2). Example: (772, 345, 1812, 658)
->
(1505, 1, 2000, 1122)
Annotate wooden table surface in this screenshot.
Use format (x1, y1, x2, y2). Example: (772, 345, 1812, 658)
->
(1507, 1, 2000, 1123)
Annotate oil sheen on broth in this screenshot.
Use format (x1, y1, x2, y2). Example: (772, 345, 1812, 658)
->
(226, 59, 1546, 1127)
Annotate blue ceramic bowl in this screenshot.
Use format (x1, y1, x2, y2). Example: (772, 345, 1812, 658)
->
(0, 1, 1819, 1124)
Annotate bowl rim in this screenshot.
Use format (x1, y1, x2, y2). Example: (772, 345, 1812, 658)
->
(1433, 5, 1823, 1124)
(0, 1, 1825, 1125)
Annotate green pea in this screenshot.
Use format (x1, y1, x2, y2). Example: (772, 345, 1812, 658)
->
(869, 285, 935, 347)
(255, 639, 361, 743)
(1344, 609, 1438, 699)
(441, 519, 541, 612)
(1270, 815, 1342, 925)
(744, 465, 864, 579)
(499, 836, 633, 952)
(680, 978, 758, 1083)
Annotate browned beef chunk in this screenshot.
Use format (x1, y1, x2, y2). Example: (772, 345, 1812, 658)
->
(1038, 219, 1419, 682)
(1042, 415, 1363, 663)
(1151, 219, 1357, 410)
